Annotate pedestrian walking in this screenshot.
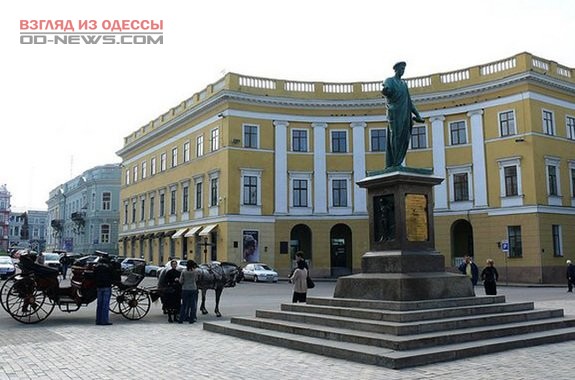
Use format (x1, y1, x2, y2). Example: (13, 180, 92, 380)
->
(289, 260, 308, 303)
(179, 260, 199, 324)
(481, 258, 499, 295)
(94, 253, 114, 325)
(566, 260, 575, 292)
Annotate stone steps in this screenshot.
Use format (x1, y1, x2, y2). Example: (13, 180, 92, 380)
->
(203, 295, 575, 369)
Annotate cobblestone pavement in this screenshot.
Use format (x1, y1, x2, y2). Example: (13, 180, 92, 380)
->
(1, 280, 574, 380)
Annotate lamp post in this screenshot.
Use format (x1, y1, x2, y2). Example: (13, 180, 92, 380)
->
(201, 237, 213, 264)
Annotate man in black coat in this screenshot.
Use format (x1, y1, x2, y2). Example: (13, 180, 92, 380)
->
(94, 253, 114, 325)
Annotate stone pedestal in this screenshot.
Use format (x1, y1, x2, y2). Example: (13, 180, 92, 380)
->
(334, 169, 474, 301)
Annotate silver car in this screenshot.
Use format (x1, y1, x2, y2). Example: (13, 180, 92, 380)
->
(0, 256, 16, 279)
(242, 263, 279, 283)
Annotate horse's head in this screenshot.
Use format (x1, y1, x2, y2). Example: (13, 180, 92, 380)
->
(219, 262, 240, 287)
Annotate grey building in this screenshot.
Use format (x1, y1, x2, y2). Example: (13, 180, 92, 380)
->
(8, 209, 48, 252)
(46, 164, 121, 255)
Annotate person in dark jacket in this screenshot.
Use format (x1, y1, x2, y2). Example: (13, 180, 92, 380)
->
(566, 260, 575, 292)
(161, 260, 182, 323)
(481, 258, 499, 295)
(458, 255, 479, 286)
(94, 254, 114, 325)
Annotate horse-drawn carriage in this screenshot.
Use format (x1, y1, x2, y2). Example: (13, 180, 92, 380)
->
(0, 252, 159, 324)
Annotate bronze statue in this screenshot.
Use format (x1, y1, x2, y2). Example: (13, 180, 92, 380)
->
(382, 61, 424, 168)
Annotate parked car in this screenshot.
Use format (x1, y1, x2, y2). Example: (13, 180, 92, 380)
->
(43, 253, 62, 273)
(0, 256, 16, 279)
(241, 263, 279, 283)
(145, 263, 161, 277)
(120, 258, 146, 273)
(163, 259, 188, 272)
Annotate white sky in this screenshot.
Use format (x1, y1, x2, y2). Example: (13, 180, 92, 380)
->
(1, 0, 574, 211)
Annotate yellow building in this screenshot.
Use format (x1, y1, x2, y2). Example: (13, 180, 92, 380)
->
(116, 52, 575, 283)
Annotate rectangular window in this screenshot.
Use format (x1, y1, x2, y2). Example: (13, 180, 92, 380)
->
(292, 130, 308, 152)
(183, 142, 190, 162)
(102, 192, 111, 210)
(508, 225, 522, 257)
(552, 224, 562, 257)
(543, 110, 555, 135)
(125, 170, 130, 185)
(151, 157, 157, 175)
(141, 161, 147, 179)
(504, 166, 518, 196)
(567, 116, 575, 140)
(124, 203, 128, 224)
(499, 111, 516, 136)
(195, 182, 202, 209)
(159, 193, 165, 217)
(411, 126, 427, 149)
(293, 179, 308, 207)
(170, 189, 177, 215)
(572, 168, 575, 197)
(171, 147, 178, 168)
(182, 186, 189, 213)
(211, 128, 220, 152)
(160, 153, 167, 172)
(133, 166, 138, 182)
(196, 135, 204, 157)
(331, 131, 347, 153)
(450, 121, 467, 145)
(131, 200, 136, 223)
(210, 178, 218, 207)
(149, 195, 155, 219)
(140, 199, 145, 221)
(370, 129, 387, 152)
(100, 224, 110, 244)
(243, 125, 258, 149)
(332, 179, 347, 207)
(548, 165, 558, 196)
(243, 176, 258, 205)
(453, 173, 469, 201)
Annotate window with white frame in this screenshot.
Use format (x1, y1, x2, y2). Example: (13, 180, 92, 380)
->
(196, 135, 204, 157)
(290, 173, 312, 208)
(570, 163, 575, 198)
(170, 188, 177, 215)
(125, 170, 130, 185)
(566, 116, 575, 140)
(123, 202, 128, 224)
(102, 192, 111, 210)
(183, 142, 190, 162)
(504, 166, 518, 196)
(133, 166, 138, 183)
(243, 124, 258, 149)
(141, 161, 147, 179)
(210, 176, 219, 207)
(210, 128, 220, 152)
(370, 129, 387, 152)
(545, 157, 561, 197)
(331, 178, 348, 207)
(151, 157, 157, 175)
(449, 120, 467, 145)
(499, 110, 516, 137)
(291, 129, 308, 152)
(160, 153, 167, 171)
(195, 180, 203, 209)
(453, 173, 469, 201)
(241, 169, 262, 208)
(159, 192, 165, 217)
(131, 199, 137, 223)
(498, 157, 523, 207)
(140, 198, 145, 221)
(543, 110, 555, 135)
(100, 224, 110, 244)
(411, 125, 427, 149)
(149, 194, 155, 219)
(182, 185, 189, 213)
(552, 224, 562, 257)
(331, 130, 347, 153)
(171, 147, 178, 168)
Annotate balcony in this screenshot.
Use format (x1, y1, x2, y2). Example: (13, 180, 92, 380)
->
(50, 219, 64, 231)
(71, 212, 86, 226)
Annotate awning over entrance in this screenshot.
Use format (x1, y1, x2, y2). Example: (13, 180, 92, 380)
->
(199, 224, 218, 236)
(184, 226, 203, 237)
(171, 228, 189, 239)
(164, 230, 177, 237)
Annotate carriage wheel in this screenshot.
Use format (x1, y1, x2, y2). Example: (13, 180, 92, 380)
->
(5, 278, 55, 324)
(119, 288, 151, 320)
(0, 274, 19, 312)
(109, 286, 123, 314)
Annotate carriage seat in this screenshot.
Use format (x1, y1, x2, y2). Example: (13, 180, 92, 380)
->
(121, 273, 144, 288)
(19, 257, 59, 277)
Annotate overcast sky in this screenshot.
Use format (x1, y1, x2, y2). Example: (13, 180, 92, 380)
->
(1, 0, 574, 211)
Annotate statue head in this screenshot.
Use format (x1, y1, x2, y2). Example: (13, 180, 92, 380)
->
(393, 61, 406, 72)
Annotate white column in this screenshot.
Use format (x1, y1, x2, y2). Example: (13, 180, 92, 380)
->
(468, 110, 488, 208)
(313, 122, 328, 214)
(273, 120, 289, 214)
(431, 116, 448, 210)
(351, 122, 367, 214)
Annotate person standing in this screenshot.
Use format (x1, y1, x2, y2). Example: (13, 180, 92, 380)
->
(481, 259, 499, 295)
(94, 253, 114, 326)
(381, 61, 425, 168)
(37, 251, 45, 265)
(59, 252, 70, 279)
(566, 260, 575, 292)
(162, 260, 182, 323)
(179, 260, 199, 324)
(289, 260, 308, 303)
(458, 255, 479, 286)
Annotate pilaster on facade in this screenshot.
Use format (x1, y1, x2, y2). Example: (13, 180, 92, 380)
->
(350, 122, 367, 214)
(312, 122, 328, 214)
(468, 109, 488, 208)
(430, 116, 448, 210)
(273, 120, 289, 214)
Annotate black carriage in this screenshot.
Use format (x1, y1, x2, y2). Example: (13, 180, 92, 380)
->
(0, 252, 159, 324)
